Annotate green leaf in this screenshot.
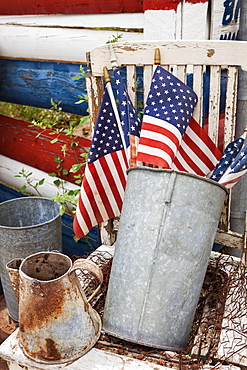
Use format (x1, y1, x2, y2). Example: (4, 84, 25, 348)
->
(49, 172, 57, 177)
(68, 190, 75, 196)
(53, 179, 62, 187)
(63, 169, 69, 175)
(60, 205, 66, 215)
(51, 138, 59, 144)
(70, 163, 83, 173)
(80, 152, 88, 158)
(79, 116, 90, 124)
(20, 185, 27, 192)
(54, 156, 61, 163)
(38, 178, 45, 185)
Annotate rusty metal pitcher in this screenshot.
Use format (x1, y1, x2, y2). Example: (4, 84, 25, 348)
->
(6, 251, 103, 364)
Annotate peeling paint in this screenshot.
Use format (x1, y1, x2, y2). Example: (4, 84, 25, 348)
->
(207, 49, 215, 58)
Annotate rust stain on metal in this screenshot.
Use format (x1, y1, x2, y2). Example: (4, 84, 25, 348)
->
(6, 258, 23, 302)
(25, 338, 62, 361)
(19, 278, 67, 331)
(36, 338, 61, 361)
(207, 49, 215, 58)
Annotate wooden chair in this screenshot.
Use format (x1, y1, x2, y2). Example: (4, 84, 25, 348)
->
(86, 40, 247, 262)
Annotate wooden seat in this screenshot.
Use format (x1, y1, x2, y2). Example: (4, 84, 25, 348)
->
(86, 40, 247, 262)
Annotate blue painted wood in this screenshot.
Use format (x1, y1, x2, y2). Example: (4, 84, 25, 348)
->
(0, 59, 89, 116)
(0, 183, 101, 259)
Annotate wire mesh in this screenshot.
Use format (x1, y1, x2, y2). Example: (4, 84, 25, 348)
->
(76, 251, 246, 369)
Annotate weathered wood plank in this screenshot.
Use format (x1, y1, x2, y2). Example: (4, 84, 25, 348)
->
(90, 40, 247, 76)
(0, 115, 91, 184)
(0, 330, 165, 370)
(0, 14, 144, 29)
(0, 0, 143, 16)
(0, 59, 88, 115)
(215, 229, 244, 250)
(207, 65, 221, 145)
(210, 0, 240, 40)
(0, 25, 143, 63)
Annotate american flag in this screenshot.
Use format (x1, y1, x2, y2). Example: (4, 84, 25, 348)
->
(218, 142, 247, 189)
(172, 117, 222, 176)
(137, 66, 222, 176)
(73, 83, 128, 238)
(114, 69, 142, 167)
(210, 134, 246, 182)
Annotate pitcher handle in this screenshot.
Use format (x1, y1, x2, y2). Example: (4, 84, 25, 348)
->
(70, 259, 104, 303)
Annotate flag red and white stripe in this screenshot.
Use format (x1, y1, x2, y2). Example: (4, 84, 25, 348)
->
(73, 83, 128, 239)
(172, 118, 222, 176)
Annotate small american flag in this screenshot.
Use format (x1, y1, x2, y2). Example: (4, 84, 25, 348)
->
(210, 134, 246, 183)
(218, 142, 247, 189)
(73, 83, 128, 238)
(114, 69, 142, 167)
(137, 66, 221, 176)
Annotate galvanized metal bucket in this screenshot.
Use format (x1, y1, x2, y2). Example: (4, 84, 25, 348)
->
(7, 251, 103, 364)
(0, 197, 62, 321)
(103, 167, 227, 351)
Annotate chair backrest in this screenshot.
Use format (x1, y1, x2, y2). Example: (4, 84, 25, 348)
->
(87, 40, 247, 258)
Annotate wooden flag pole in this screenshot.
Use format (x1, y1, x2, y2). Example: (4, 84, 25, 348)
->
(103, 66, 127, 152)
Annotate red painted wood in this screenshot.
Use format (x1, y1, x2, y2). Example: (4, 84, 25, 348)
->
(143, 0, 207, 11)
(0, 115, 91, 184)
(0, 0, 143, 15)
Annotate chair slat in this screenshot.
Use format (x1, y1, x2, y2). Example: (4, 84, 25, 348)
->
(192, 65, 204, 127)
(176, 65, 186, 83)
(126, 65, 137, 108)
(223, 66, 238, 149)
(143, 65, 153, 104)
(207, 65, 221, 145)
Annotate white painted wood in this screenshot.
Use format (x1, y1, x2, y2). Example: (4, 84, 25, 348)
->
(0, 14, 144, 29)
(210, 0, 240, 40)
(176, 65, 186, 83)
(0, 25, 144, 63)
(192, 65, 204, 126)
(182, 2, 209, 40)
(143, 2, 209, 41)
(0, 330, 166, 370)
(90, 41, 247, 76)
(207, 65, 221, 145)
(126, 65, 137, 108)
(224, 66, 238, 148)
(143, 10, 176, 40)
(0, 155, 79, 199)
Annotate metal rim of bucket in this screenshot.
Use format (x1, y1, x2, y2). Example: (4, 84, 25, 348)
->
(0, 197, 61, 230)
(19, 251, 72, 283)
(127, 167, 228, 194)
